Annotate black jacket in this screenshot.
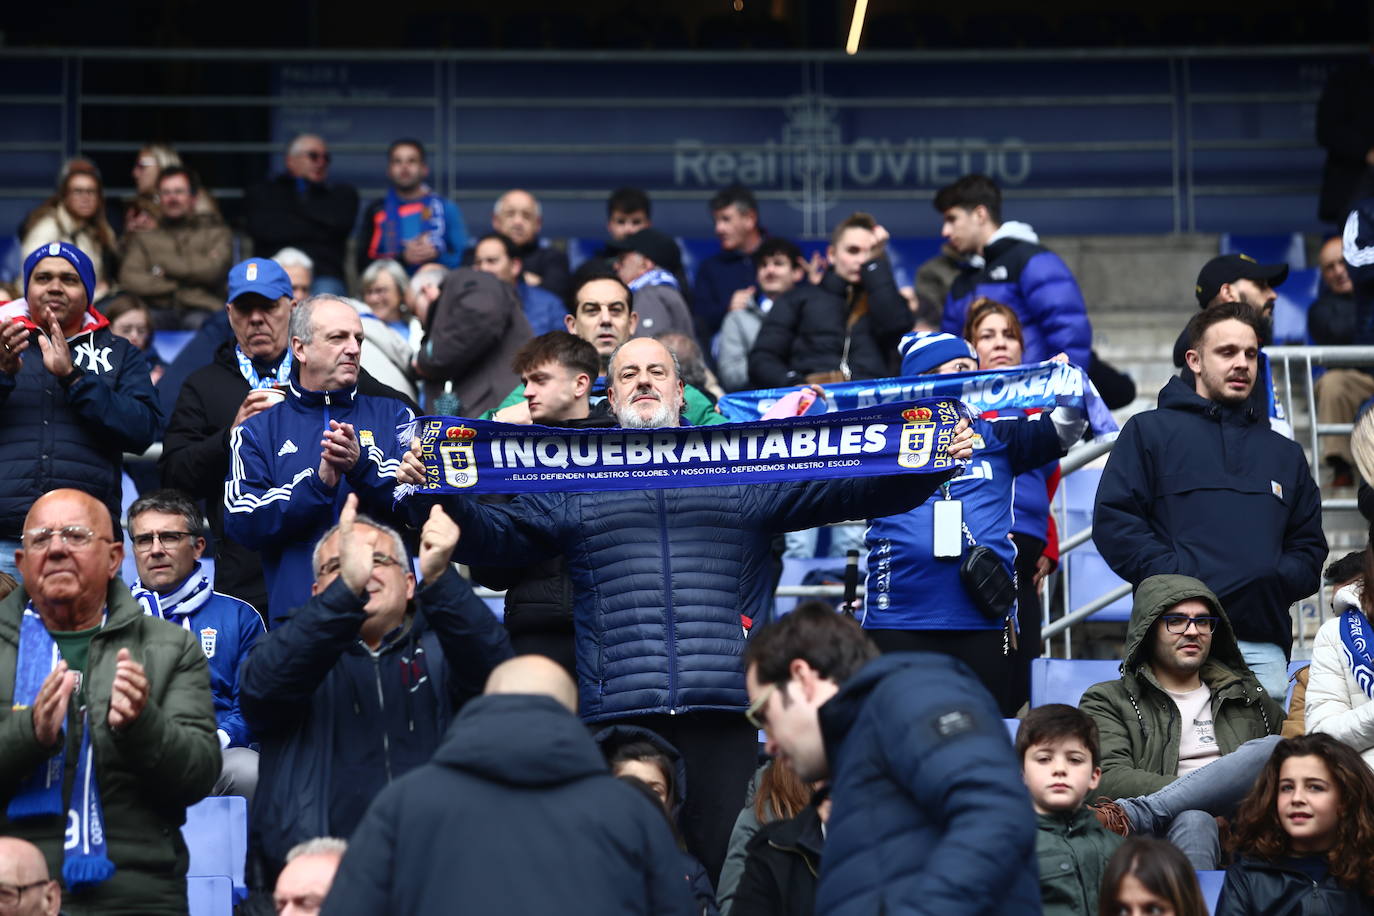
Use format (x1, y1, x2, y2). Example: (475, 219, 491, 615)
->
(160, 341, 415, 616)
(243, 174, 358, 280)
(0, 319, 161, 539)
(748, 259, 911, 388)
(732, 804, 824, 916)
(1216, 854, 1374, 916)
(1093, 376, 1327, 650)
(239, 570, 513, 871)
(469, 413, 618, 644)
(319, 693, 697, 916)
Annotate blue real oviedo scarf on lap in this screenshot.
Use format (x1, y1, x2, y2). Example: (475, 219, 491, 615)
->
(1339, 606, 1374, 699)
(8, 605, 115, 889)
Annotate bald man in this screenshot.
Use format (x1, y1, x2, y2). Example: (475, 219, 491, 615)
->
(489, 189, 570, 298)
(0, 489, 219, 915)
(0, 837, 60, 916)
(320, 655, 696, 916)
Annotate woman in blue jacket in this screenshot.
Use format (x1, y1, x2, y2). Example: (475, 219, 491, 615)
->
(862, 332, 1085, 714)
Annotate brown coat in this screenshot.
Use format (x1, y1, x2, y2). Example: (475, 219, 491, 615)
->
(118, 215, 233, 314)
(1280, 664, 1310, 738)
(416, 267, 533, 417)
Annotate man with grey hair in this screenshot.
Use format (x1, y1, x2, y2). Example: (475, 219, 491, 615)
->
(274, 837, 347, 916)
(319, 655, 695, 916)
(486, 188, 570, 298)
(241, 494, 512, 880)
(225, 294, 416, 625)
(397, 335, 976, 882)
(244, 134, 357, 296)
(273, 246, 314, 302)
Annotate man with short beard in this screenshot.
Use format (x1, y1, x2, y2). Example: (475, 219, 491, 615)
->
(0, 243, 160, 579)
(1094, 301, 1325, 697)
(355, 139, 467, 275)
(399, 336, 975, 884)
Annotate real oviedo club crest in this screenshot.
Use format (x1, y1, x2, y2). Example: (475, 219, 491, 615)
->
(440, 425, 479, 489)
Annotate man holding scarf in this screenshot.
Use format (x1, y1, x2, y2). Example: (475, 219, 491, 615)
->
(0, 488, 219, 914)
(356, 139, 468, 275)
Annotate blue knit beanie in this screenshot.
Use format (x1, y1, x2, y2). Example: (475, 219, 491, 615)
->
(24, 241, 96, 304)
(899, 332, 977, 376)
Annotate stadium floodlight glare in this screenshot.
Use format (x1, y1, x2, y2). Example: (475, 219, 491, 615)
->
(845, 0, 869, 54)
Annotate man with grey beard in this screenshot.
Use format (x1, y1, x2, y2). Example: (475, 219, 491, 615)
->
(398, 336, 974, 883)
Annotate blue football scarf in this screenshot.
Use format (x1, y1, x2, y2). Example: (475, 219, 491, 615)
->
(628, 267, 679, 291)
(717, 360, 1119, 439)
(399, 397, 969, 496)
(132, 562, 213, 631)
(379, 187, 448, 259)
(1339, 608, 1374, 699)
(234, 346, 291, 390)
(8, 606, 114, 889)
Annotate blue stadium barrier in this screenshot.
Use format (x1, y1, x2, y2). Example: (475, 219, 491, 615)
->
(1196, 869, 1225, 915)
(187, 876, 233, 916)
(1066, 552, 1133, 623)
(1219, 232, 1305, 270)
(183, 795, 248, 904)
(1270, 267, 1320, 344)
(1004, 718, 1021, 741)
(1029, 658, 1121, 708)
(152, 329, 196, 366)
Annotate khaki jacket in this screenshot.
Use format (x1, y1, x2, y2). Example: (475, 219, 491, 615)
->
(118, 216, 233, 313)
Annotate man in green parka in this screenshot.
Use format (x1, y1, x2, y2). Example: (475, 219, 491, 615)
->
(0, 489, 219, 915)
(1080, 574, 1284, 870)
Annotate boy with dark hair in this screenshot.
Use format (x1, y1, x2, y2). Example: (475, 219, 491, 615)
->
(716, 236, 806, 391)
(935, 172, 1091, 368)
(1018, 704, 1124, 916)
(607, 187, 652, 241)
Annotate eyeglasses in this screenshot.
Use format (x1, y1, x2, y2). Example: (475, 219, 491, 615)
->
(318, 552, 401, 578)
(0, 879, 52, 905)
(131, 530, 195, 551)
(21, 526, 113, 552)
(745, 681, 779, 730)
(1161, 615, 1219, 635)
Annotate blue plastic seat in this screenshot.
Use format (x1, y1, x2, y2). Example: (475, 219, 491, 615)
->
(187, 875, 233, 916)
(152, 330, 195, 365)
(565, 237, 601, 272)
(1030, 658, 1121, 708)
(1270, 268, 1321, 344)
(1196, 869, 1225, 914)
(182, 796, 248, 904)
(1286, 659, 1310, 711)
(1066, 552, 1133, 623)
(1219, 233, 1305, 270)
(1004, 718, 1022, 741)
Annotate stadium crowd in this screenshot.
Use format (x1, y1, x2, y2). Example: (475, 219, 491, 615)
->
(0, 132, 1372, 916)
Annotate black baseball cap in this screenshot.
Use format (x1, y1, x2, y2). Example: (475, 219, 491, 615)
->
(1194, 254, 1288, 307)
(607, 228, 683, 273)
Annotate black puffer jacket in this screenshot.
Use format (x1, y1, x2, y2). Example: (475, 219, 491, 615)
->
(732, 804, 824, 916)
(748, 258, 911, 388)
(0, 314, 160, 538)
(1216, 854, 1374, 915)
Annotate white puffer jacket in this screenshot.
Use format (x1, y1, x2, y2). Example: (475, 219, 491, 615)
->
(1305, 585, 1374, 772)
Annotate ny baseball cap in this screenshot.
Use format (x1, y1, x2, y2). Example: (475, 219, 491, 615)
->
(227, 258, 293, 305)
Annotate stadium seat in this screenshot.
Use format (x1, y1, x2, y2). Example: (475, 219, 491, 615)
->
(883, 237, 945, 291)
(1004, 718, 1021, 741)
(1030, 658, 1121, 708)
(1219, 233, 1305, 270)
(183, 796, 248, 904)
(187, 875, 233, 916)
(1066, 552, 1133, 623)
(676, 237, 719, 288)
(1196, 869, 1225, 914)
(1286, 659, 1310, 711)
(1056, 466, 1102, 538)
(119, 471, 140, 585)
(1269, 267, 1320, 344)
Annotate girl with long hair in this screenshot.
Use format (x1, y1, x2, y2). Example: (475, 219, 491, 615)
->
(21, 161, 117, 297)
(1098, 836, 1209, 916)
(1217, 732, 1374, 914)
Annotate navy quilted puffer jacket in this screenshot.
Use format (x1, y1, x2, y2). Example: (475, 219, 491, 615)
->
(439, 471, 949, 721)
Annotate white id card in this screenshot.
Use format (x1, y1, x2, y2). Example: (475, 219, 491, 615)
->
(932, 499, 963, 559)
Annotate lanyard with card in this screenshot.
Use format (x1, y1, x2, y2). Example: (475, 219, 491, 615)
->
(932, 483, 963, 559)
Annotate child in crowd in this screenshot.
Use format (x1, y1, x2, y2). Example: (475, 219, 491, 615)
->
(1217, 733, 1374, 914)
(1098, 837, 1210, 916)
(1018, 704, 1125, 916)
(104, 293, 164, 384)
